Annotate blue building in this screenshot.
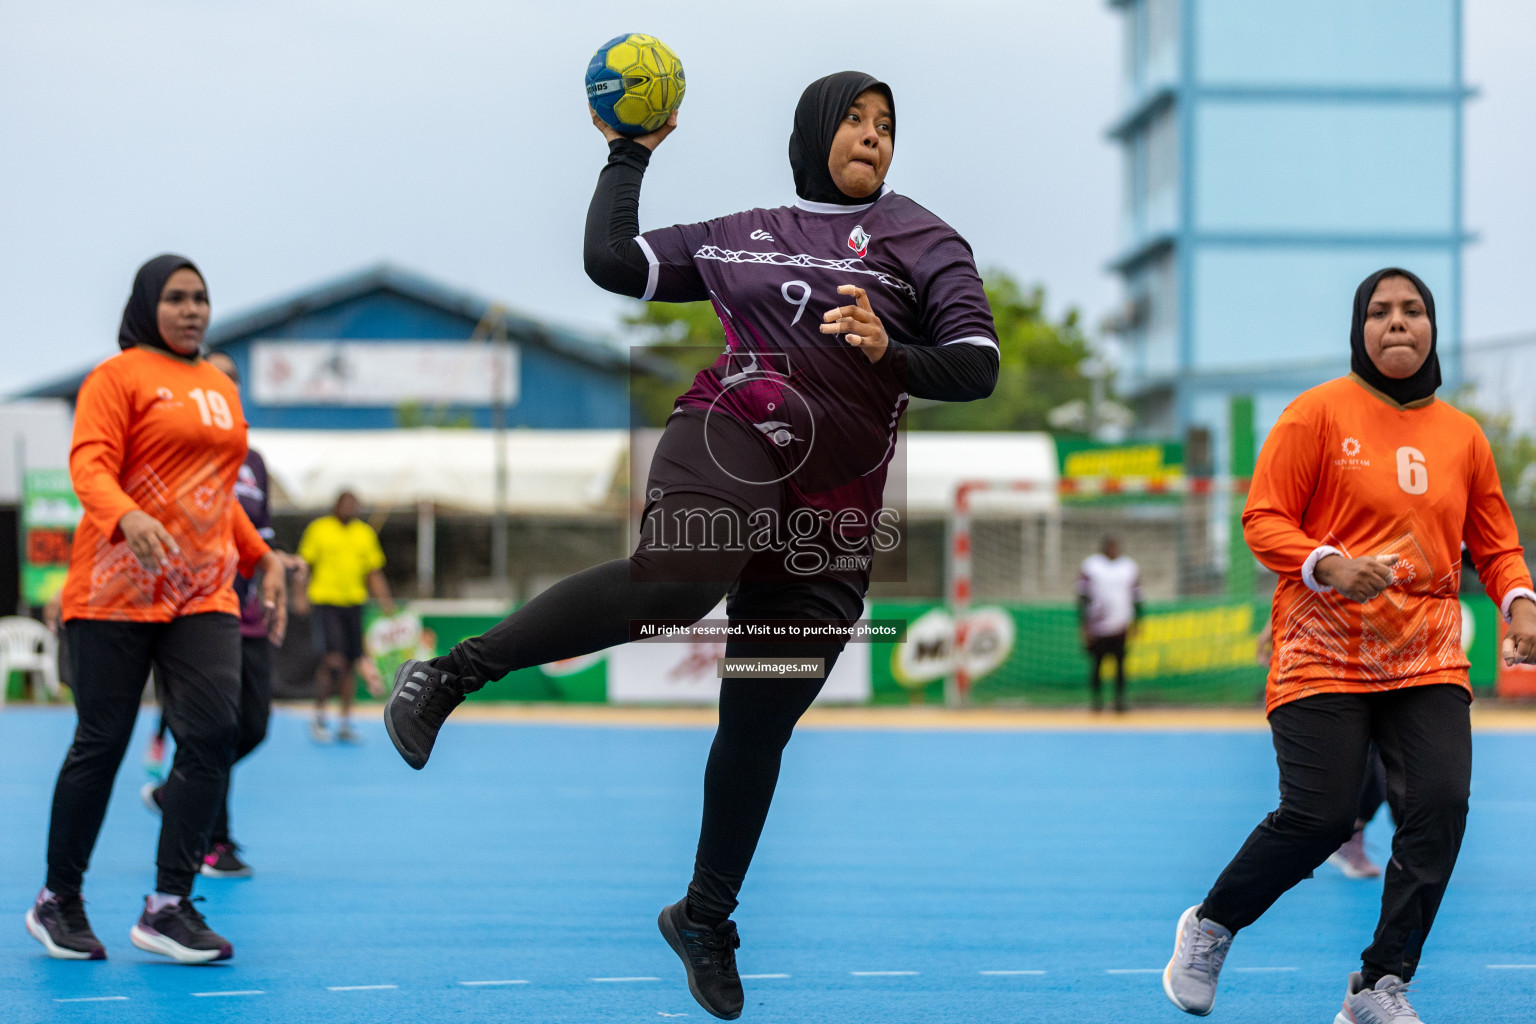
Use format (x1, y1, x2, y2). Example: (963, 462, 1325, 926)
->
(1109, 0, 1469, 445)
(25, 264, 637, 431)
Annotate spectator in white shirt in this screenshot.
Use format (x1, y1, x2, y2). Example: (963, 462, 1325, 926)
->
(1077, 536, 1142, 712)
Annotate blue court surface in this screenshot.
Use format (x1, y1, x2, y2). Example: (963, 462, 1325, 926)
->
(2, 706, 1534, 1024)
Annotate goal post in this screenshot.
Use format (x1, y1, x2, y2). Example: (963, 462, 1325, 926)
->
(945, 475, 1246, 707)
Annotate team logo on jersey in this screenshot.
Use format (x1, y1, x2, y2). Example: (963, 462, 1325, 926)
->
(753, 420, 800, 447)
(847, 224, 871, 258)
(749, 228, 774, 242)
(1341, 437, 1361, 456)
(156, 387, 174, 401)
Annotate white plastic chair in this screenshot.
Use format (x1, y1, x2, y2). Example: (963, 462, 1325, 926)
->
(0, 616, 61, 706)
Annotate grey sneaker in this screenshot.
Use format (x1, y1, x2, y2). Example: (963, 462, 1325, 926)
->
(384, 659, 465, 770)
(1333, 973, 1421, 1024)
(1163, 905, 1232, 1015)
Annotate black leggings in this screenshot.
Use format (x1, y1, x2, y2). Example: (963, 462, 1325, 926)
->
(440, 408, 791, 685)
(48, 614, 241, 897)
(435, 415, 863, 923)
(1199, 685, 1471, 983)
(212, 635, 274, 844)
(153, 635, 273, 846)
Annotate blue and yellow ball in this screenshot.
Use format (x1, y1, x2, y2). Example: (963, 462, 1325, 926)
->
(585, 33, 686, 135)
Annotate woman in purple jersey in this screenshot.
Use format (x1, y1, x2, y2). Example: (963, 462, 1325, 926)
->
(385, 71, 998, 1020)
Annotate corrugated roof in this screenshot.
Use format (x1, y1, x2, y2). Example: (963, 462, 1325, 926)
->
(17, 263, 655, 400)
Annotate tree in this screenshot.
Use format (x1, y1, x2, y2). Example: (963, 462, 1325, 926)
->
(1451, 391, 1536, 541)
(905, 271, 1093, 432)
(617, 269, 1097, 431)
(621, 299, 723, 427)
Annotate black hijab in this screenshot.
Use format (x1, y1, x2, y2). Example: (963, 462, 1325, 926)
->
(118, 254, 204, 354)
(788, 71, 894, 206)
(1349, 266, 1440, 406)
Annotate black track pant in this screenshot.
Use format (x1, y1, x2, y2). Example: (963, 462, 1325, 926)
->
(1087, 632, 1127, 707)
(1199, 684, 1471, 983)
(47, 614, 241, 898)
(211, 635, 274, 845)
(435, 412, 860, 924)
(439, 411, 781, 686)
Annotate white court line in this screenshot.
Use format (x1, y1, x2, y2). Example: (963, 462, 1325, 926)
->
(1233, 967, 1299, 973)
(193, 990, 265, 997)
(54, 996, 129, 1003)
(980, 970, 1047, 975)
(1488, 964, 1536, 969)
(589, 977, 660, 983)
(327, 984, 398, 991)
(459, 979, 531, 986)
(1105, 968, 1162, 974)
(740, 973, 791, 979)
(850, 971, 918, 976)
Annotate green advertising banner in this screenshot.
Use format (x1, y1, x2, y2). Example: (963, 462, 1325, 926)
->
(22, 468, 81, 606)
(869, 598, 1270, 706)
(1054, 438, 1184, 480)
(393, 597, 1504, 706)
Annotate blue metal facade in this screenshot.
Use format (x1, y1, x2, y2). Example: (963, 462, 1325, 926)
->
(23, 265, 637, 430)
(1109, 0, 1469, 443)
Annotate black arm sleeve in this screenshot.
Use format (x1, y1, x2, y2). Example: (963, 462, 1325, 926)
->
(888, 340, 999, 402)
(583, 138, 654, 297)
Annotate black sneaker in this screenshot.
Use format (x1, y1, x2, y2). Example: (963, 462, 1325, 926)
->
(658, 899, 744, 1020)
(25, 892, 106, 960)
(201, 842, 252, 879)
(384, 659, 465, 770)
(129, 896, 233, 963)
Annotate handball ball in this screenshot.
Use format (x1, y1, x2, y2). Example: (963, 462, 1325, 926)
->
(585, 33, 686, 134)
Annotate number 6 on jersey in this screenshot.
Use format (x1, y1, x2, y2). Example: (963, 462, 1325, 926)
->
(1396, 446, 1428, 495)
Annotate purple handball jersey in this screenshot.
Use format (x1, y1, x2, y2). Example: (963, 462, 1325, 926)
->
(638, 186, 997, 524)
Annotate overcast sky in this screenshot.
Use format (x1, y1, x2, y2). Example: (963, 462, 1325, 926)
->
(1, 1, 1531, 396)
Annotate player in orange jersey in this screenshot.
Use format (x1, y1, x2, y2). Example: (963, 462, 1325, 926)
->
(25, 256, 287, 966)
(1163, 268, 1536, 1024)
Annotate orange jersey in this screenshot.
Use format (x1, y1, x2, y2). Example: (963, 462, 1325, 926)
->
(1244, 375, 1534, 713)
(62, 347, 270, 623)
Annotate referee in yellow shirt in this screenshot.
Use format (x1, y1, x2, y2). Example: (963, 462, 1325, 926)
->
(299, 491, 394, 743)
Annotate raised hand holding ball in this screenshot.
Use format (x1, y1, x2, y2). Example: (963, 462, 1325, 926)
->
(585, 33, 686, 135)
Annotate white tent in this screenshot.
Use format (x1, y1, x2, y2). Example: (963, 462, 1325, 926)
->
(902, 432, 1059, 517)
(248, 428, 627, 515)
(248, 428, 1058, 519)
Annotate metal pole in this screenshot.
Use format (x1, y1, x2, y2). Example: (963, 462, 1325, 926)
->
(490, 327, 510, 600)
(416, 499, 436, 600)
(14, 436, 27, 614)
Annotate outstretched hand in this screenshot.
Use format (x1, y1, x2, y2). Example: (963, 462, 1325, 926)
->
(821, 285, 889, 364)
(590, 105, 677, 150)
(1315, 553, 1398, 603)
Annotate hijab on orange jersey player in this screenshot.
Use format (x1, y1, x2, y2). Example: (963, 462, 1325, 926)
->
(118, 254, 209, 362)
(1349, 267, 1439, 405)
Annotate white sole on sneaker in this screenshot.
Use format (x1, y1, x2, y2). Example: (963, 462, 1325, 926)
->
(140, 782, 162, 816)
(1163, 905, 1213, 1016)
(25, 908, 98, 960)
(1331, 1013, 1352, 1024)
(129, 924, 228, 964)
(199, 863, 252, 879)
